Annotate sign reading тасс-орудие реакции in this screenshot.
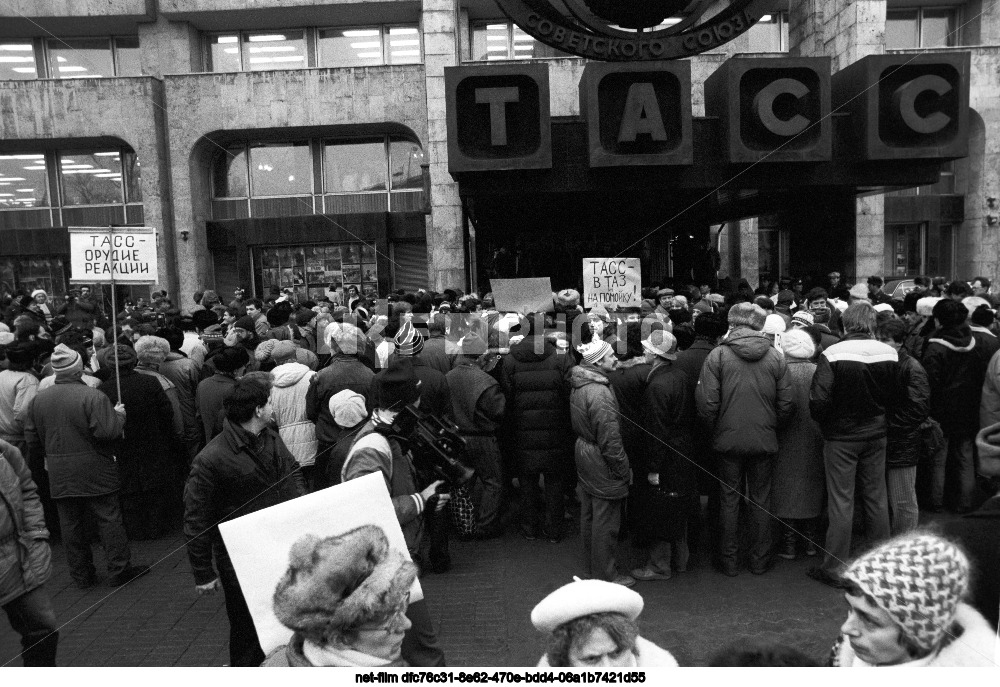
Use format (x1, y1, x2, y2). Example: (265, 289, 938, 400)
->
(69, 227, 158, 284)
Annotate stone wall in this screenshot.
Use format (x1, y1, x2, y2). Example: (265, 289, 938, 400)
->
(163, 66, 428, 303)
(0, 77, 176, 295)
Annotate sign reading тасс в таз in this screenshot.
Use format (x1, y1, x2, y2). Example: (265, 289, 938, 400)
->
(583, 258, 641, 308)
(69, 227, 159, 284)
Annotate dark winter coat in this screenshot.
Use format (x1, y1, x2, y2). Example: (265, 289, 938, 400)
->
(195, 373, 238, 444)
(569, 366, 630, 500)
(673, 339, 715, 395)
(446, 362, 505, 434)
(99, 368, 179, 494)
(641, 361, 695, 494)
(886, 349, 931, 469)
(608, 359, 652, 466)
(774, 360, 825, 519)
(184, 420, 305, 584)
(24, 378, 125, 498)
(695, 329, 793, 455)
(809, 334, 899, 442)
(305, 354, 375, 446)
(500, 336, 574, 474)
(160, 351, 202, 448)
(0, 439, 51, 607)
(409, 356, 451, 420)
(922, 324, 982, 436)
(421, 335, 454, 376)
(941, 494, 1000, 630)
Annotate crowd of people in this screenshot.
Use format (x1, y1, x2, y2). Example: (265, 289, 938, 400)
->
(0, 271, 998, 668)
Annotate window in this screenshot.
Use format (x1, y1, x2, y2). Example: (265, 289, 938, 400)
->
(389, 140, 425, 191)
(886, 8, 957, 49)
(318, 25, 421, 67)
(211, 136, 424, 217)
(0, 153, 49, 208)
(745, 12, 789, 52)
(324, 139, 386, 193)
(60, 151, 126, 205)
(471, 21, 573, 61)
(207, 25, 421, 72)
(249, 141, 311, 196)
(255, 242, 378, 300)
(0, 42, 38, 80)
(207, 31, 307, 71)
(46, 37, 140, 78)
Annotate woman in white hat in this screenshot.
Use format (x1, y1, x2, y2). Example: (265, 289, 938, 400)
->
(531, 578, 678, 667)
(28, 289, 53, 325)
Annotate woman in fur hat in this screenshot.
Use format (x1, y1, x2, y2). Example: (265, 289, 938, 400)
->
(262, 525, 417, 667)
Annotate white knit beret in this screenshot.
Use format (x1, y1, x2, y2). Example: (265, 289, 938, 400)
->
(531, 578, 643, 633)
(842, 533, 970, 652)
(916, 297, 942, 317)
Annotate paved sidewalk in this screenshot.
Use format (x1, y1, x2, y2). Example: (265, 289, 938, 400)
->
(1, 513, 851, 667)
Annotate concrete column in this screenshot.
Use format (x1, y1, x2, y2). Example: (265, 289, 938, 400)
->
(138, 16, 200, 78)
(723, 218, 759, 289)
(423, 0, 466, 291)
(790, 1, 886, 282)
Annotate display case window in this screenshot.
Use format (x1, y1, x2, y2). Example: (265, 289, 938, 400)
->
(255, 242, 378, 300)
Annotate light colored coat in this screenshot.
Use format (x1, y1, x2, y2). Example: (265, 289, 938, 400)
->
(774, 359, 826, 519)
(0, 439, 51, 606)
(270, 362, 318, 467)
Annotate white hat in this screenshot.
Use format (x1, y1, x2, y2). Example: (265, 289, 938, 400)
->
(641, 330, 677, 360)
(328, 390, 368, 428)
(531, 578, 643, 633)
(916, 296, 942, 317)
(762, 314, 787, 335)
(849, 283, 870, 300)
(30, 289, 46, 299)
(962, 296, 992, 313)
(873, 303, 895, 313)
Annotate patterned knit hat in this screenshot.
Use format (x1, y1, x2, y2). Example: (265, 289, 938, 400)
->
(577, 339, 613, 366)
(393, 320, 424, 356)
(50, 343, 83, 378)
(791, 310, 814, 327)
(841, 532, 970, 652)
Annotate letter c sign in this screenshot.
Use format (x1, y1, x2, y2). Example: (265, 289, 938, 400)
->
(753, 78, 811, 137)
(892, 74, 952, 135)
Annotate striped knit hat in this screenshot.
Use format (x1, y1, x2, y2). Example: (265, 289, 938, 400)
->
(393, 320, 424, 356)
(842, 533, 970, 652)
(51, 343, 83, 378)
(578, 339, 613, 366)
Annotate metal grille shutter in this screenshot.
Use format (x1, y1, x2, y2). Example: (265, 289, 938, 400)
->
(392, 242, 428, 291)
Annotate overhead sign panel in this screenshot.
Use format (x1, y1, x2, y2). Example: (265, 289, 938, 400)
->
(581, 61, 693, 167)
(446, 64, 551, 173)
(704, 56, 832, 163)
(69, 227, 158, 283)
(832, 52, 970, 160)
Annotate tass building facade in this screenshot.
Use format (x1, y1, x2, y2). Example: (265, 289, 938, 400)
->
(0, 1, 996, 304)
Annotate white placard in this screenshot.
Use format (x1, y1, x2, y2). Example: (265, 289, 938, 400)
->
(583, 258, 641, 308)
(218, 472, 422, 654)
(69, 227, 158, 283)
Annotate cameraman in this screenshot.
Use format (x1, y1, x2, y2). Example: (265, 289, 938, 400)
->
(341, 357, 446, 667)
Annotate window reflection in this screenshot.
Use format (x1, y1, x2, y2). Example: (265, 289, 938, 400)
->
(208, 34, 242, 71)
(389, 140, 424, 190)
(319, 27, 385, 67)
(243, 31, 306, 71)
(249, 142, 311, 196)
(0, 42, 37, 80)
(324, 140, 386, 193)
(60, 151, 124, 205)
(0, 153, 48, 208)
(47, 38, 114, 79)
(114, 36, 142, 76)
(213, 146, 248, 198)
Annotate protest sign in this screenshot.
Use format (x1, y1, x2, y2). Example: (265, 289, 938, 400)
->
(582, 258, 641, 308)
(69, 227, 158, 283)
(219, 472, 422, 654)
(490, 277, 554, 314)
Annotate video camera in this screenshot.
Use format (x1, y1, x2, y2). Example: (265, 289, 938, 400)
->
(375, 406, 474, 486)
